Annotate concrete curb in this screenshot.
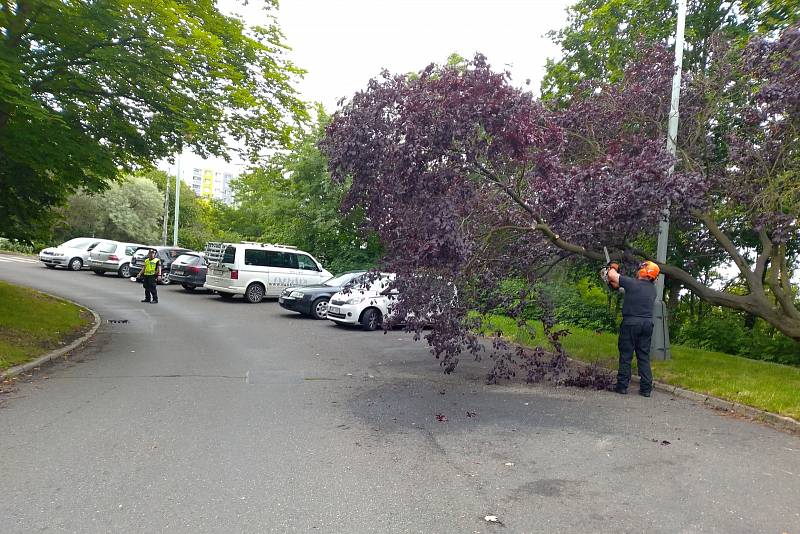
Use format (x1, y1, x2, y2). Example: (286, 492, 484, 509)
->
(491, 333, 800, 435)
(1, 292, 101, 380)
(627, 374, 800, 435)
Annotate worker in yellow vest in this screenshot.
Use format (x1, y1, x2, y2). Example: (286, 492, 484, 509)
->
(136, 249, 161, 304)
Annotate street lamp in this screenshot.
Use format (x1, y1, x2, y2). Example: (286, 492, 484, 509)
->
(651, 0, 687, 361)
(173, 155, 181, 247)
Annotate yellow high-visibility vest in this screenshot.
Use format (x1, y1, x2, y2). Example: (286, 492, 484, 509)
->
(143, 258, 160, 276)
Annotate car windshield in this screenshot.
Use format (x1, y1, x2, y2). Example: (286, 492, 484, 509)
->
(62, 238, 91, 249)
(325, 271, 367, 287)
(345, 274, 393, 293)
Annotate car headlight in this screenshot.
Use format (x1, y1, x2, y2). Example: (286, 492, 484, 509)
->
(345, 296, 364, 305)
(290, 291, 304, 298)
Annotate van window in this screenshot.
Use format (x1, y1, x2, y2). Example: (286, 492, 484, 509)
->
(244, 249, 298, 268)
(222, 245, 237, 264)
(297, 254, 319, 271)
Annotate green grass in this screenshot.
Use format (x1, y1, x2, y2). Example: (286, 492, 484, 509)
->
(0, 281, 92, 372)
(481, 314, 800, 421)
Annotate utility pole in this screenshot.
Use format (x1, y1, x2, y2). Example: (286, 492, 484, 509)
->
(651, 0, 687, 361)
(161, 169, 170, 246)
(173, 155, 181, 247)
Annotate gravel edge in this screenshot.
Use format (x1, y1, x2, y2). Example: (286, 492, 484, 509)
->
(1, 293, 101, 380)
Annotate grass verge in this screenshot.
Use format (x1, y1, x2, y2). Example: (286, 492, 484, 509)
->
(482, 314, 800, 421)
(0, 281, 93, 372)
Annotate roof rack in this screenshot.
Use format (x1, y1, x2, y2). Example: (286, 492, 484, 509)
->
(239, 241, 298, 250)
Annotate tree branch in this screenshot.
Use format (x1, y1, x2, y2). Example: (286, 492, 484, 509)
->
(768, 244, 800, 320)
(692, 209, 756, 290)
(754, 228, 772, 286)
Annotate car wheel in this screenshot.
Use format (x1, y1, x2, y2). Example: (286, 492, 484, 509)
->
(361, 308, 382, 331)
(182, 284, 195, 291)
(93, 270, 104, 276)
(159, 271, 171, 285)
(219, 292, 235, 300)
(68, 257, 83, 271)
(245, 283, 265, 303)
(311, 297, 330, 320)
(119, 263, 131, 278)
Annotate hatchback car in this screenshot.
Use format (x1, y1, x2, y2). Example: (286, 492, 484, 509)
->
(169, 253, 208, 290)
(89, 241, 145, 277)
(39, 237, 102, 271)
(129, 246, 192, 284)
(327, 274, 397, 330)
(279, 270, 367, 319)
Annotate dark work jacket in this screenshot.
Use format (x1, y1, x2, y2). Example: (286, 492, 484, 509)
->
(619, 275, 656, 322)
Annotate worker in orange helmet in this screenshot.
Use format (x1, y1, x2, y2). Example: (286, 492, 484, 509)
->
(606, 260, 660, 397)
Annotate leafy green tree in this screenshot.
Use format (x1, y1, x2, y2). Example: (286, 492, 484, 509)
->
(54, 175, 163, 243)
(0, 0, 306, 239)
(232, 111, 382, 273)
(542, 0, 799, 101)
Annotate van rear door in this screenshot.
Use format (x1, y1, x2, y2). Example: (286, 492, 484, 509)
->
(206, 244, 238, 285)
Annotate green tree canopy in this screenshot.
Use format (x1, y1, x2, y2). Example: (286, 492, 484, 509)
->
(232, 110, 382, 273)
(0, 0, 307, 239)
(542, 0, 799, 101)
(55, 175, 163, 244)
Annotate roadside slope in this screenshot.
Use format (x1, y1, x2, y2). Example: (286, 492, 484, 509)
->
(0, 280, 93, 371)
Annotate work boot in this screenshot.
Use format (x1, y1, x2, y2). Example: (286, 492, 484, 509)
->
(639, 390, 651, 398)
(613, 385, 628, 395)
(141, 299, 150, 303)
(151, 300, 158, 304)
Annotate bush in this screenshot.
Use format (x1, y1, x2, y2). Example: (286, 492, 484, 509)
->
(673, 307, 800, 366)
(0, 237, 46, 254)
(493, 277, 618, 333)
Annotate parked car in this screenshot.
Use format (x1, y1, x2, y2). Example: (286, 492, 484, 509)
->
(203, 242, 333, 303)
(327, 274, 397, 330)
(89, 241, 145, 277)
(129, 246, 192, 284)
(279, 270, 368, 319)
(39, 238, 102, 271)
(169, 253, 208, 291)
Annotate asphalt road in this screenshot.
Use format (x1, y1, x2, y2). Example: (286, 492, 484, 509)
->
(1, 254, 798, 534)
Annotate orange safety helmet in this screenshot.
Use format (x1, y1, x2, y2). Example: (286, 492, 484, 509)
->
(638, 261, 660, 281)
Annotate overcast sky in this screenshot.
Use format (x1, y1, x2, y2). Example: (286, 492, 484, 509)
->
(228, 0, 574, 111)
(170, 1, 574, 170)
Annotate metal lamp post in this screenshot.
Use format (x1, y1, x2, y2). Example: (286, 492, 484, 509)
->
(651, 0, 687, 361)
(173, 155, 181, 247)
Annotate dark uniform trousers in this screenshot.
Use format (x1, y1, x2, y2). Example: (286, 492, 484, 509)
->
(617, 318, 654, 393)
(143, 275, 158, 302)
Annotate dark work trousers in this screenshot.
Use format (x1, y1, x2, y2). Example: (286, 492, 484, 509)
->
(617, 318, 654, 393)
(143, 275, 158, 302)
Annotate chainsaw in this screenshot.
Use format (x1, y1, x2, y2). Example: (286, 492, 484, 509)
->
(600, 246, 622, 293)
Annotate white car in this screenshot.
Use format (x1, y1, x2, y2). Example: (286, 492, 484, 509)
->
(326, 274, 397, 330)
(88, 241, 145, 277)
(39, 237, 103, 271)
(203, 242, 333, 303)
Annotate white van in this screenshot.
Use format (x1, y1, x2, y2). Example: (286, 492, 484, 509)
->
(203, 242, 332, 303)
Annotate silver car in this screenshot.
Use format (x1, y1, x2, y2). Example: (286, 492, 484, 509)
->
(89, 241, 145, 278)
(39, 238, 102, 270)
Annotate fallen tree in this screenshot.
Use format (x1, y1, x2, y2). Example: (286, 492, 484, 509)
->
(321, 27, 800, 373)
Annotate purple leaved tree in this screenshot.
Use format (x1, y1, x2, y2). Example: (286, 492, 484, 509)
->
(321, 26, 800, 377)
